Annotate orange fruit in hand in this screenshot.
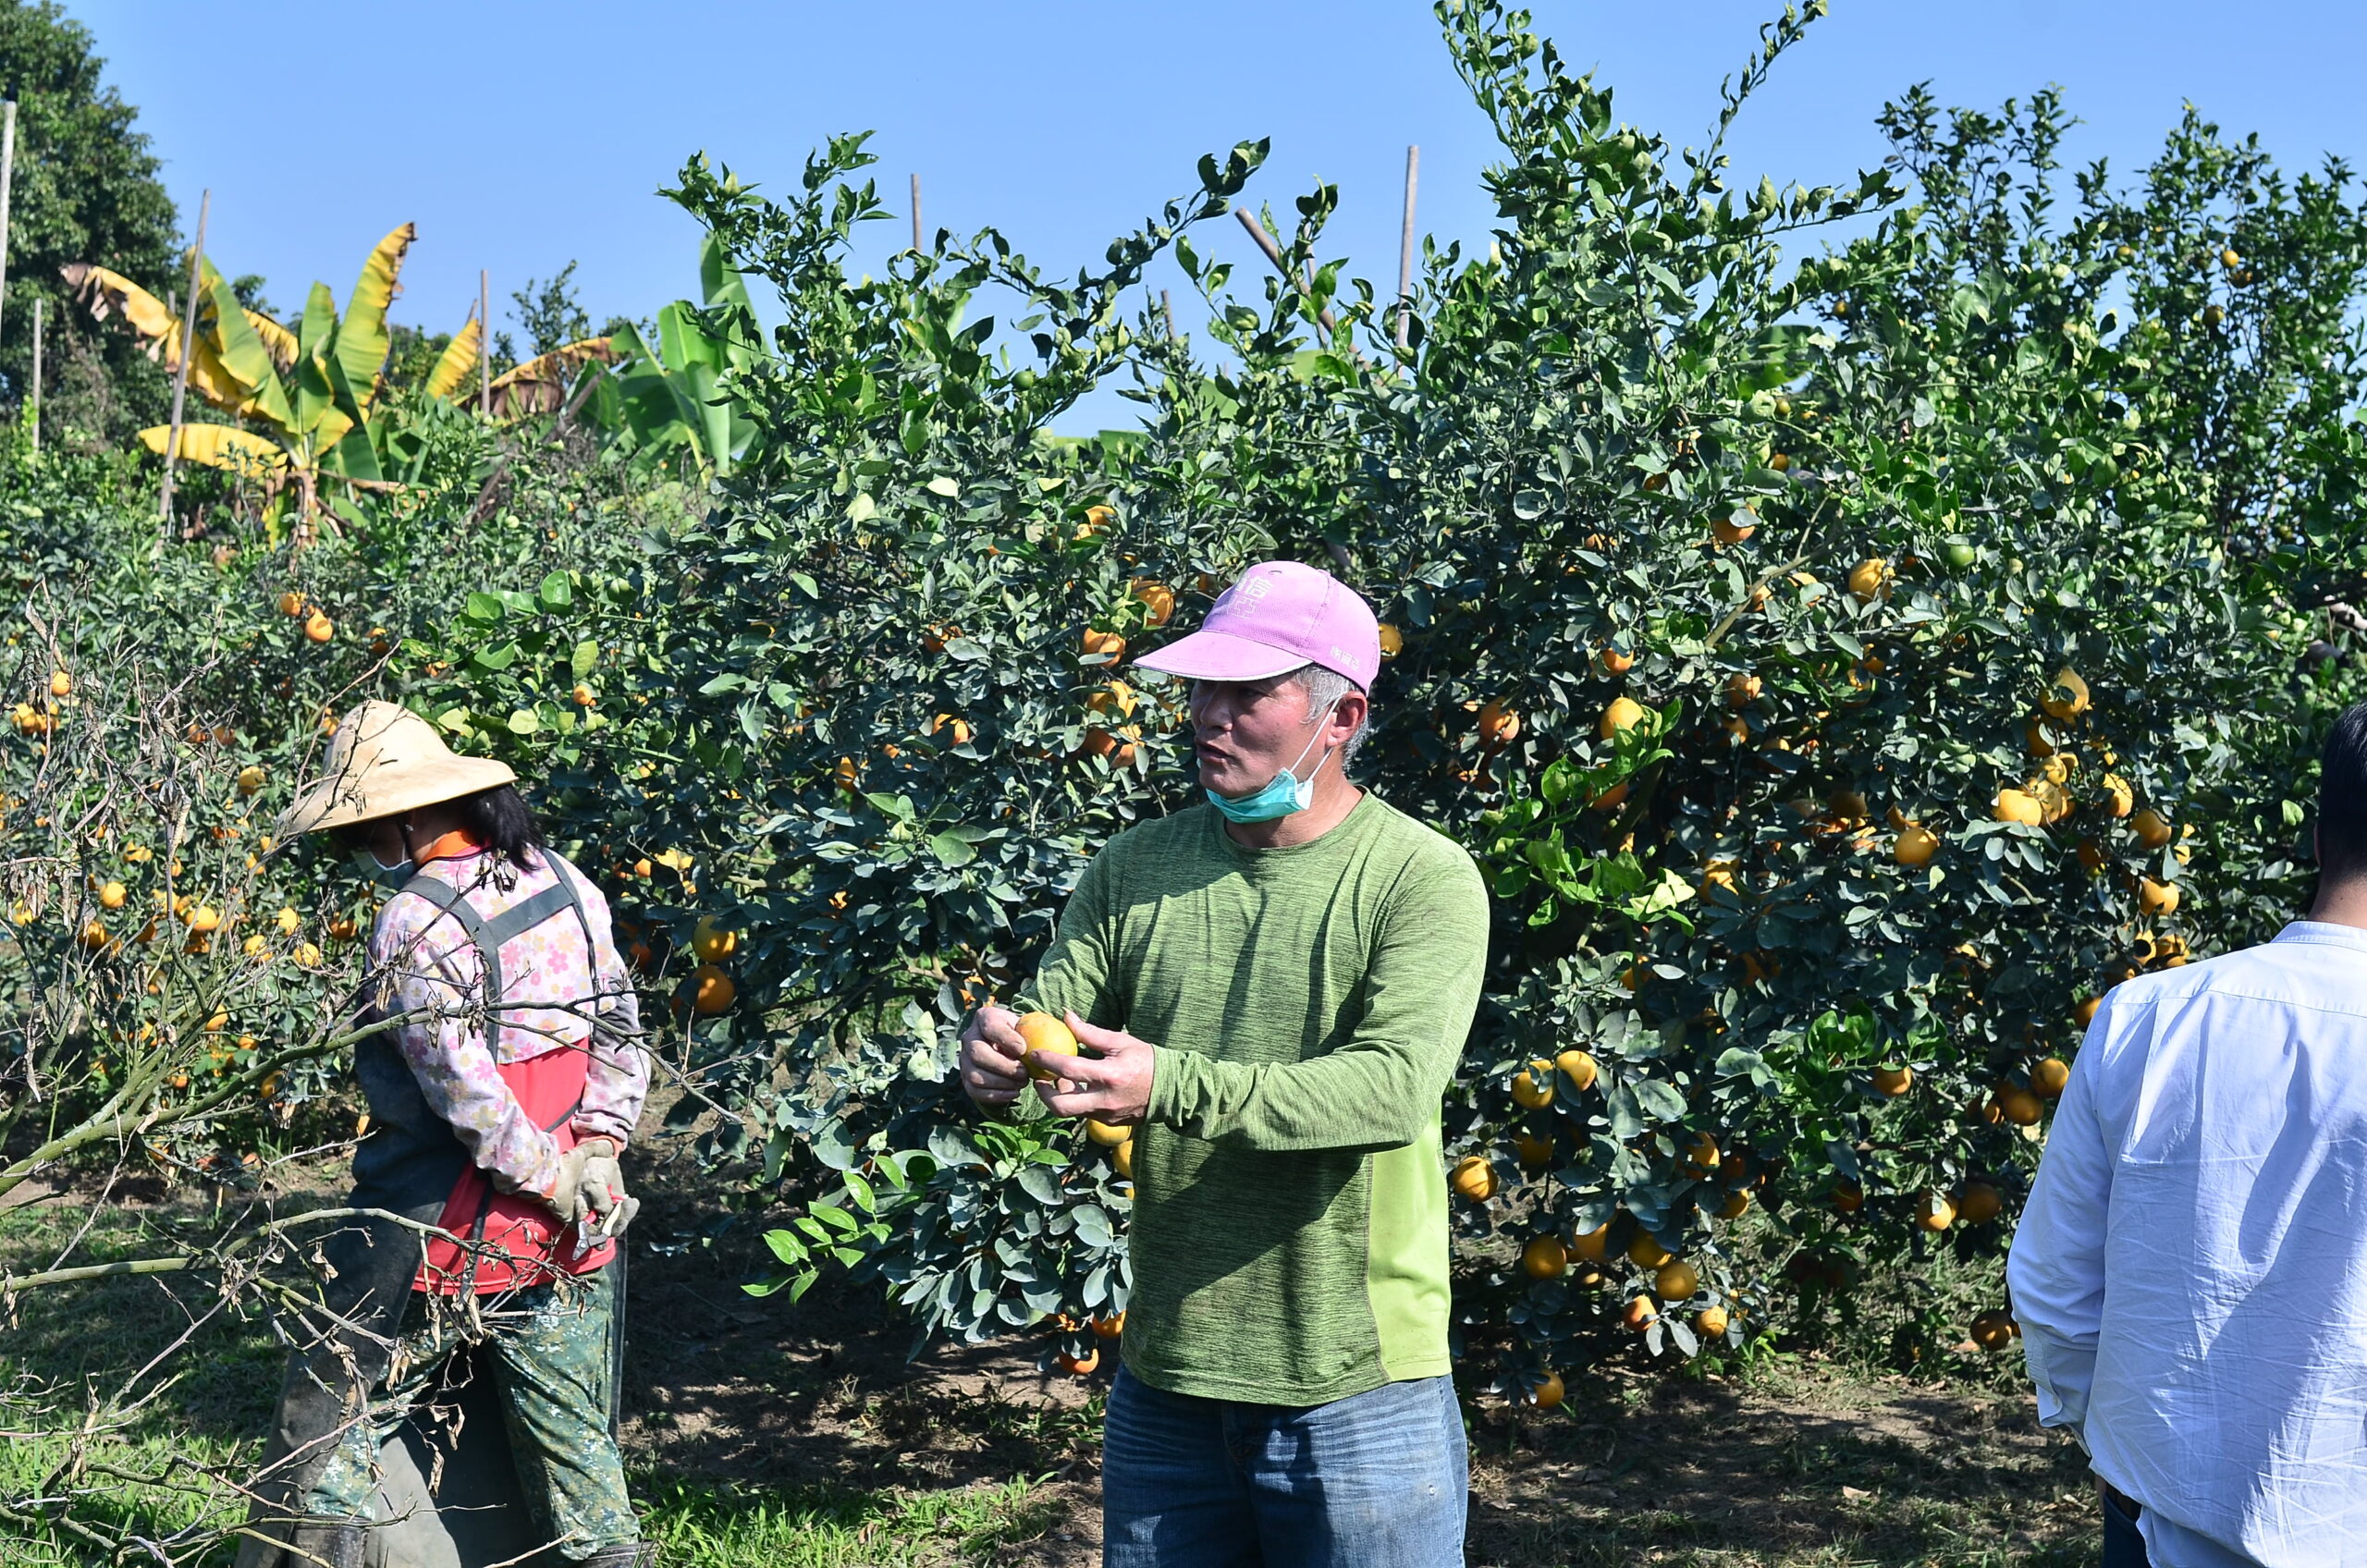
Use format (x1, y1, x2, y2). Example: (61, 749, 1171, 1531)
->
(1016, 1011, 1080, 1083)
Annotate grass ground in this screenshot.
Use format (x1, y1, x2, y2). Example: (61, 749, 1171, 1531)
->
(0, 1166, 2097, 1567)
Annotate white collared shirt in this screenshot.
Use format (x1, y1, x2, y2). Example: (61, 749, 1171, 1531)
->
(2011, 921, 2367, 1568)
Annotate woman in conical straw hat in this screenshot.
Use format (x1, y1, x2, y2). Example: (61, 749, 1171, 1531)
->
(239, 700, 656, 1568)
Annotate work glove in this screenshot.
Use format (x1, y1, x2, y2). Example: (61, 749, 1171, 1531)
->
(546, 1138, 641, 1248)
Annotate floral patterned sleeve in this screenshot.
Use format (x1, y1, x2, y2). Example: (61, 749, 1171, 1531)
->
(562, 863, 650, 1147)
(371, 891, 566, 1200)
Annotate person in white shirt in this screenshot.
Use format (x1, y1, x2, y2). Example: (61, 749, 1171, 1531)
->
(2011, 702, 2367, 1568)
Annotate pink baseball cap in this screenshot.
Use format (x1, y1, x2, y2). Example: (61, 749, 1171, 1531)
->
(1134, 560, 1380, 690)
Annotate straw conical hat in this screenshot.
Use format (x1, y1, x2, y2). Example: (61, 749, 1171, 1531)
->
(277, 700, 516, 839)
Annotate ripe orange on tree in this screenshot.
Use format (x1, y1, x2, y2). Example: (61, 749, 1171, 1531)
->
(1711, 505, 1757, 544)
(690, 965, 737, 1015)
(1513, 1133, 1554, 1169)
(1571, 1222, 1610, 1261)
(1871, 1063, 1913, 1096)
(1957, 1182, 2004, 1225)
(1057, 1347, 1100, 1376)
(2140, 877, 2181, 915)
(1696, 1305, 1730, 1339)
(1082, 627, 1126, 660)
(1376, 622, 1404, 657)
(1993, 788, 2043, 826)
(1626, 1231, 1671, 1268)
(1599, 643, 1636, 674)
(1522, 1236, 1569, 1279)
(1894, 824, 1940, 866)
(1623, 1295, 1660, 1332)
(1526, 1371, 1565, 1408)
(1450, 1155, 1497, 1203)
(1994, 1085, 2044, 1126)
(1654, 1258, 1699, 1302)
(1915, 1192, 1956, 1231)
(2039, 668, 2091, 720)
(1510, 1059, 1554, 1108)
(1131, 579, 1176, 627)
(2031, 1057, 2071, 1096)
(2131, 808, 2174, 849)
(1555, 1048, 1598, 1091)
(1599, 696, 1646, 740)
(1091, 1312, 1126, 1339)
(1477, 700, 1521, 747)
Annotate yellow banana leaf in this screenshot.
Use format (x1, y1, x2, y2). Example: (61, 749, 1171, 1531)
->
(245, 310, 299, 374)
(482, 336, 615, 420)
(337, 222, 415, 408)
(138, 423, 289, 472)
(425, 316, 483, 401)
(61, 263, 178, 343)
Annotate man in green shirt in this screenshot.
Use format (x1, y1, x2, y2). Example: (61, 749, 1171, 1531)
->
(959, 560, 1490, 1566)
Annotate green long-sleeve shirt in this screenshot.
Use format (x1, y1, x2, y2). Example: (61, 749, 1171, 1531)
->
(1030, 793, 1490, 1404)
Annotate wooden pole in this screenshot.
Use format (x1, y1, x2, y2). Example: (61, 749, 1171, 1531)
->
(159, 189, 210, 527)
(0, 100, 18, 349)
(1233, 206, 1337, 337)
(1396, 144, 1420, 350)
(478, 269, 491, 416)
(911, 173, 923, 252)
(1160, 288, 1175, 341)
(28, 295, 38, 452)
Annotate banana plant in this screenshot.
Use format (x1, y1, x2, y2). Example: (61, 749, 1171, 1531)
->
(65, 224, 483, 528)
(583, 233, 759, 474)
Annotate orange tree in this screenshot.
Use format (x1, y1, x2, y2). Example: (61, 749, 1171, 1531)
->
(599, 0, 2367, 1394)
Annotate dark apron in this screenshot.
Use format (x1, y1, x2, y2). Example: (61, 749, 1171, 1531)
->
(238, 854, 632, 1567)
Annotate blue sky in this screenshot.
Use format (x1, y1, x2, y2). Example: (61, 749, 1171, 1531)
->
(62, 1, 2367, 430)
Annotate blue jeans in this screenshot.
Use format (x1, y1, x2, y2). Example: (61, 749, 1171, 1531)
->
(1101, 1365, 1466, 1568)
(2103, 1488, 2149, 1568)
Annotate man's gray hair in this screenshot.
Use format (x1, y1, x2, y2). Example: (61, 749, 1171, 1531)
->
(1286, 664, 1372, 770)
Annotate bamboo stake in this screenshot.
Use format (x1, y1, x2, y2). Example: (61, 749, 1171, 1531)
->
(28, 294, 38, 452)
(158, 188, 210, 529)
(0, 99, 18, 349)
(478, 269, 491, 416)
(1396, 144, 1420, 350)
(911, 173, 923, 252)
(1233, 207, 1337, 337)
(1160, 288, 1175, 341)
